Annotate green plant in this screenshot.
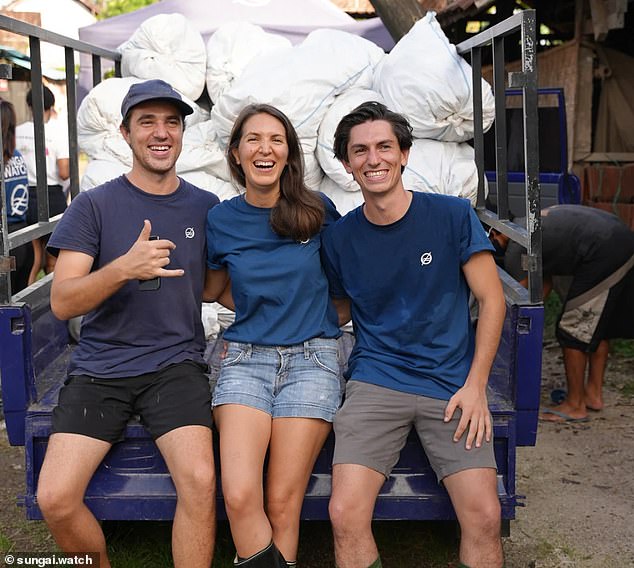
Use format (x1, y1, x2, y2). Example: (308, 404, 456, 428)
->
(542, 292, 562, 341)
(0, 532, 13, 553)
(99, 0, 160, 19)
(611, 339, 634, 358)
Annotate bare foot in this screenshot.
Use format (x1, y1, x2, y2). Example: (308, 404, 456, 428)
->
(584, 397, 604, 411)
(584, 390, 604, 411)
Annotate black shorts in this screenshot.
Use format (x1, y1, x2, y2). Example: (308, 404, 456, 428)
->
(8, 221, 34, 293)
(52, 361, 213, 443)
(26, 184, 67, 225)
(556, 259, 634, 351)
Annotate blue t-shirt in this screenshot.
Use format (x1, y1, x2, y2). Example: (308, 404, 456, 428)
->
(321, 192, 494, 400)
(48, 175, 220, 379)
(206, 193, 341, 345)
(4, 150, 29, 224)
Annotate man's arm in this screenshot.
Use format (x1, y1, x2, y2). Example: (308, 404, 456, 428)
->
(51, 219, 183, 320)
(444, 251, 506, 450)
(332, 297, 351, 327)
(57, 158, 70, 181)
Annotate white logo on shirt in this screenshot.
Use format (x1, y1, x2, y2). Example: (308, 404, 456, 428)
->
(10, 184, 29, 216)
(299, 238, 310, 245)
(420, 252, 433, 266)
(185, 228, 195, 239)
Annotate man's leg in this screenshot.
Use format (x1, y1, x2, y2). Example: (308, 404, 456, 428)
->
(37, 433, 112, 568)
(155, 425, 215, 568)
(329, 464, 385, 568)
(266, 417, 332, 562)
(443, 468, 503, 568)
(541, 346, 589, 421)
(586, 339, 609, 410)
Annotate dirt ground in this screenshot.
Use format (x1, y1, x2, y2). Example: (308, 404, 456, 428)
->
(503, 342, 634, 567)
(1, 342, 633, 567)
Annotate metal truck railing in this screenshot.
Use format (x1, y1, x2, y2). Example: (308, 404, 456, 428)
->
(0, 14, 121, 305)
(457, 9, 542, 305)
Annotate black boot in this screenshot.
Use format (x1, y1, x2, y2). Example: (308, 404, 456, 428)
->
(234, 541, 287, 567)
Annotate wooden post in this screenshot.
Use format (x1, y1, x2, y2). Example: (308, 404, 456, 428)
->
(368, 0, 427, 42)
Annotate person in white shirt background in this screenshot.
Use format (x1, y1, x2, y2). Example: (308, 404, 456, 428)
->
(15, 85, 70, 282)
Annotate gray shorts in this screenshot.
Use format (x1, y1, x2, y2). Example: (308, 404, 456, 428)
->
(333, 381, 497, 481)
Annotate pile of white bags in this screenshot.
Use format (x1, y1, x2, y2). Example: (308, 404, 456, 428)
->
(209, 28, 385, 148)
(78, 12, 493, 210)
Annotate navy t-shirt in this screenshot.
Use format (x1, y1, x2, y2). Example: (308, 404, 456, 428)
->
(48, 175, 219, 378)
(321, 192, 494, 400)
(206, 193, 341, 345)
(4, 150, 29, 224)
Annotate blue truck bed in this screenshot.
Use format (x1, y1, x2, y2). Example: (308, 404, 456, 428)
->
(1, 277, 543, 524)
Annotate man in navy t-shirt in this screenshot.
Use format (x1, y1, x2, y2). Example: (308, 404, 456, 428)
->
(321, 102, 506, 568)
(38, 80, 219, 568)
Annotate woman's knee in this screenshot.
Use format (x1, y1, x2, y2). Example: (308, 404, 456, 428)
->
(266, 489, 302, 530)
(222, 480, 263, 517)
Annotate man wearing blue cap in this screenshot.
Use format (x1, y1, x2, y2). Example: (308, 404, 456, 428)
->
(36, 79, 221, 568)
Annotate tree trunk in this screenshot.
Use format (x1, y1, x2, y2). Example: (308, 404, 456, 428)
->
(369, 0, 427, 43)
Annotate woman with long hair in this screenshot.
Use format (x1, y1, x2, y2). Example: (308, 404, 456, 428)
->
(204, 104, 343, 567)
(1, 98, 32, 293)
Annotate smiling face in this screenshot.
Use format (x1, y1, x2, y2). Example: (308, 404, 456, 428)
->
(342, 119, 409, 198)
(120, 100, 183, 178)
(231, 112, 289, 203)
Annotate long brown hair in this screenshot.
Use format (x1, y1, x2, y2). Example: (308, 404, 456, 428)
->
(0, 99, 17, 164)
(227, 103, 324, 242)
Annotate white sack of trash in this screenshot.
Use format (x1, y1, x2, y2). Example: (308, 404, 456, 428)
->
(118, 13, 207, 102)
(205, 21, 292, 105)
(373, 12, 495, 142)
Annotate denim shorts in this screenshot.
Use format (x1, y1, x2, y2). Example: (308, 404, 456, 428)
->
(212, 338, 343, 421)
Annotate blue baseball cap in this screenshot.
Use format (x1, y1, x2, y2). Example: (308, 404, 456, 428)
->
(120, 79, 193, 120)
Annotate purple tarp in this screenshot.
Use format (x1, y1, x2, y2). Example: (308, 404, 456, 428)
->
(78, 0, 394, 50)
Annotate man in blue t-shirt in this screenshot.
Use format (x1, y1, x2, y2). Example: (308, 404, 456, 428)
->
(321, 102, 506, 568)
(38, 80, 219, 568)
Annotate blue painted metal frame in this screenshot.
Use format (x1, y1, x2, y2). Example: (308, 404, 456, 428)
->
(16, 294, 540, 523)
(485, 88, 582, 206)
(22, 415, 520, 522)
(0, 305, 34, 445)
